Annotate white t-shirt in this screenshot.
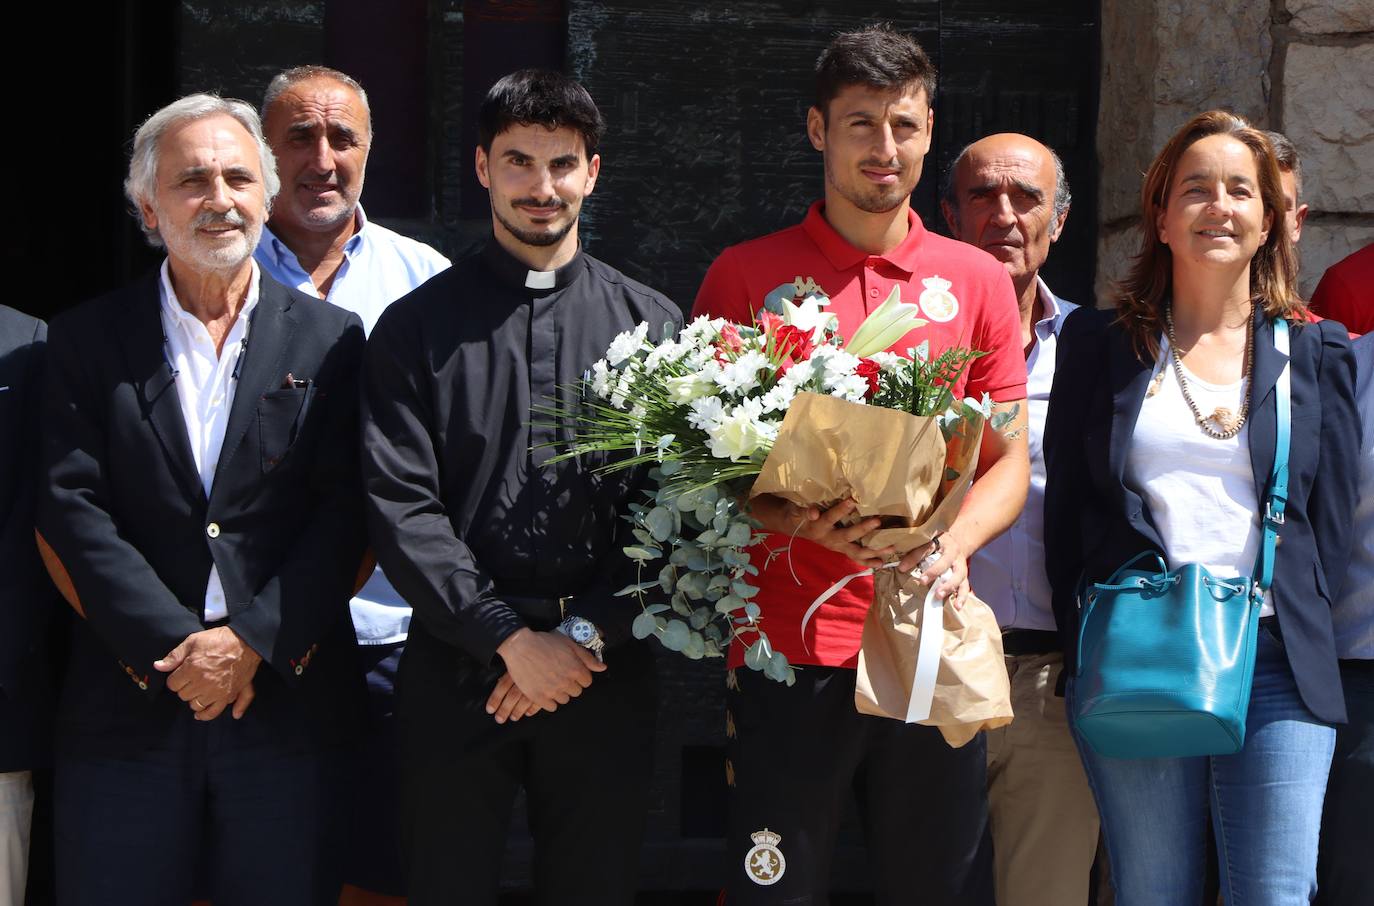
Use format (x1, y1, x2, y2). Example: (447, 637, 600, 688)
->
(1125, 337, 1274, 617)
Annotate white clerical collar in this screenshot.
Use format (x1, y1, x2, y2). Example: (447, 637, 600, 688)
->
(525, 269, 557, 290)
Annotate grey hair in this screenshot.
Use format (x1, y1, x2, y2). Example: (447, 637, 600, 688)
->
(1264, 130, 1302, 196)
(124, 94, 280, 248)
(262, 65, 372, 135)
(941, 139, 1072, 225)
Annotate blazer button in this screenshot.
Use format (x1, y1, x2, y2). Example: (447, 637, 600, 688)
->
(138, 681, 148, 690)
(206, 523, 221, 539)
(294, 664, 304, 676)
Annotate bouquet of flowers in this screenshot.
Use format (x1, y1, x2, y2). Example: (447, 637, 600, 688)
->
(544, 281, 1007, 687)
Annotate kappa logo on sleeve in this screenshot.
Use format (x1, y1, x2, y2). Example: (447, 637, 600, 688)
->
(744, 828, 786, 885)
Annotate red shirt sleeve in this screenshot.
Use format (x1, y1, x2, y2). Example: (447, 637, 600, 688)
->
(1310, 267, 1366, 336)
(966, 266, 1028, 403)
(691, 247, 756, 323)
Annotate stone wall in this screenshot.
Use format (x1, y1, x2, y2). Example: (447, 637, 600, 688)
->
(1096, 0, 1374, 302)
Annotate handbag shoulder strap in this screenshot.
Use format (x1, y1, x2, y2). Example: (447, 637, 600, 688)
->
(1255, 318, 1291, 594)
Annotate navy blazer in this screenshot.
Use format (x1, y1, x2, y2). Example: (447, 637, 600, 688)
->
(36, 271, 368, 752)
(1043, 305, 1359, 725)
(0, 305, 60, 771)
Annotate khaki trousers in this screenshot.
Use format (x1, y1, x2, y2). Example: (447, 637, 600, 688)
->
(986, 652, 1100, 906)
(0, 771, 32, 906)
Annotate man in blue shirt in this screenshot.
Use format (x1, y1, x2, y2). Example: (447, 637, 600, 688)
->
(254, 64, 450, 902)
(943, 133, 1098, 906)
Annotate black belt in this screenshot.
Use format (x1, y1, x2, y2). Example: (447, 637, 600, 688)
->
(1001, 628, 1060, 657)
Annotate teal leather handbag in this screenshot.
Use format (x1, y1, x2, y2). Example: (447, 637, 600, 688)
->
(1073, 320, 1291, 759)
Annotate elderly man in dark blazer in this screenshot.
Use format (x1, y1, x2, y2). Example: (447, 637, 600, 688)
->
(36, 93, 366, 906)
(1, 304, 55, 906)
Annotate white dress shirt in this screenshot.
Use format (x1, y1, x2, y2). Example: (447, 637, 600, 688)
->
(968, 278, 1077, 631)
(255, 206, 450, 644)
(159, 259, 261, 622)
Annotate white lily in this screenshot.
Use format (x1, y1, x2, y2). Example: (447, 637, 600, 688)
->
(780, 293, 838, 335)
(846, 286, 928, 358)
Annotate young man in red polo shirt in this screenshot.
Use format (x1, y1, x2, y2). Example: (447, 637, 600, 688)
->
(692, 25, 1029, 906)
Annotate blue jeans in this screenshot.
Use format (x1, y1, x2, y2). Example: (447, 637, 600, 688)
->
(1068, 625, 1335, 906)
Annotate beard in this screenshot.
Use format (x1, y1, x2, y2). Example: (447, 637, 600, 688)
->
(826, 157, 916, 214)
(159, 207, 263, 272)
(492, 197, 577, 248)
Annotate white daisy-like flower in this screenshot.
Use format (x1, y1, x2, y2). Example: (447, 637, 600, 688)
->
(606, 321, 650, 367)
(714, 350, 771, 395)
(644, 338, 688, 371)
(759, 381, 797, 414)
(687, 396, 726, 431)
(589, 359, 612, 398)
(829, 373, 870, 402)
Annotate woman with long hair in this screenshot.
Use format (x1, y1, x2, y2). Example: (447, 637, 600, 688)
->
(1043, 110, 1360, 904)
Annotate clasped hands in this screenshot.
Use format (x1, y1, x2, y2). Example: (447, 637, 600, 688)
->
(750, 494, 971, 608)
(153, 626, 263, 721)
(486, 627, 606, 725)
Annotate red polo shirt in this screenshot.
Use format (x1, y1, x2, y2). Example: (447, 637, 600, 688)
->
(691, 201, 1026, 669)
(1310, 242, 1374, 337)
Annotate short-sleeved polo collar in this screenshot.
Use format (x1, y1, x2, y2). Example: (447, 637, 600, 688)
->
(799, 200, 926, 275)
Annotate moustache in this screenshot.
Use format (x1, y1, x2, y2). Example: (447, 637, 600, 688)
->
(192, 209, 248, 230)
(859, 159, 903, 173)
(513, 198, 568, 212)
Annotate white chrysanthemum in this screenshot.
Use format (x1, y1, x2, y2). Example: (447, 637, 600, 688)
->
(687, 396, 726, 431)
(680, 316, 727, 345)
(714, 350, 771, 395)
(608, 360, 640, 410)
(645, 338, 689, 371)
(870, 351, 905, 372)
(606, 321, 650, 367)
(779, 359, 817, 391)
(589, 359, 612, 398)
(760, 381, 796, 414)
(829, 373, 870, 402)
(814, 348, 861, 389)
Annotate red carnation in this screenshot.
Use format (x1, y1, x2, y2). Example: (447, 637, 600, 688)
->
(856, 358, 881, 398)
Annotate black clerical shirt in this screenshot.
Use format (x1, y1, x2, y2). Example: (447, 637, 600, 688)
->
(361, 241, 681, 664)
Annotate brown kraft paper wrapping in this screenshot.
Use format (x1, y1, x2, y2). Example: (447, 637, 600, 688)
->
(750, 392, 1013, 745)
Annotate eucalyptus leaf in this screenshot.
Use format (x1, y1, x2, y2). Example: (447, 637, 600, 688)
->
(764, 650, 791, 682)
(658, 459, 683, 476)
(682, 632, 706, 660)
(694, 504, 715, 525)
(631, 611, 658, 640)
(646, 506, 674, 543)
(690, 607, 712, 629)
(697, 528, 722, 545)
(615, 581, 659, 597)
(623, 544, 661, 562)
(732, 580, 761, 599)
(744, 602, 761, 619)
(715, 594, 745, 613)
(658, 564, 675, 592)
(726, 521, 753, 547)
(660, 620, 691, 652)
(645, 603, 670, 615)
(744, 640, 769, 671)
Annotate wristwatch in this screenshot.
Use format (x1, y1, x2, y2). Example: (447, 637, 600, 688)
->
(557, 615, 605, 663)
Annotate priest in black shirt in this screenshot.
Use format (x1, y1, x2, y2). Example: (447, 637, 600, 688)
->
(360, 70, 681, 906)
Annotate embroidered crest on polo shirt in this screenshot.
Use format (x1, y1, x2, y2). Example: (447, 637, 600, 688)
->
(744, 828, 787, 885)
(918, 275, 959, 323)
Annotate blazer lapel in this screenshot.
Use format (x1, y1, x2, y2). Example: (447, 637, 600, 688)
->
(1247, 312, 1285, 498)
(211, 278, 295, 493)
(120, 272, 205, 504)
(1106, 327, 1164, 547)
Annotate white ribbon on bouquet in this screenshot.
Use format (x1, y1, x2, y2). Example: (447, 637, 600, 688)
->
(798, 555, 949, 723)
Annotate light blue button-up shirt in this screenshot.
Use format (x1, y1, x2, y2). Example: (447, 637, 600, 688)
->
(967, 278, 1078, 631)
(1335, 332, 1374, 659)
(255, 205, 450, 644)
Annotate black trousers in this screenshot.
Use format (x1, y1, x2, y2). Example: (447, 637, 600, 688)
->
(53, 708, 350, 906)
(398, 631, 657, 906)
(1315, 658, 1374, 906)
(725, 666, 994, 906)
